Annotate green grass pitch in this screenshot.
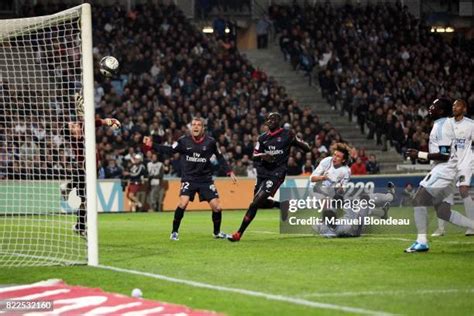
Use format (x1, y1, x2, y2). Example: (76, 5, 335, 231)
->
(2, 208, 474, 315)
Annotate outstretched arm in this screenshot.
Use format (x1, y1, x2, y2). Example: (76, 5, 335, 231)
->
(96, 118, 121, 129)
(143, 136, 183, 155)
(291, 132, 310, 152)
(406, 148, 450, 162)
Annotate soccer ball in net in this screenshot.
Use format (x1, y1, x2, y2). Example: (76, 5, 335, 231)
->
(99, 56, 119, 77)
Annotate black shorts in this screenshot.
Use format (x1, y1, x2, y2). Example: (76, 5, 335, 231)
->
(254, 176, 284, 197)
(180, 181, 219, 202)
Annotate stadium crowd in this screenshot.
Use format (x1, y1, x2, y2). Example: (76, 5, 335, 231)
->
(270, 1, 473, 156)
(1, 2, 387, 211)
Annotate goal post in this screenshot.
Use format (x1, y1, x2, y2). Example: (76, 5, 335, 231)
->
(81, 3, 98, 267)
(0, 4, 98, 266)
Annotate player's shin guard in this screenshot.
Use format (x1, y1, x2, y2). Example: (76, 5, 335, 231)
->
(414, 206, 428, 244)
(212, 211, 222, 235)
(238, 203, 258, 236)
(172, 207, 185, 233)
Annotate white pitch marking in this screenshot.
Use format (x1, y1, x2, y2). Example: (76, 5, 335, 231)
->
(97, 265, 396, 316)
(300, 288, 474, 298)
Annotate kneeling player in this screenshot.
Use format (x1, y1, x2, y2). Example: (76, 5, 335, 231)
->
(144, 117, 237, 240)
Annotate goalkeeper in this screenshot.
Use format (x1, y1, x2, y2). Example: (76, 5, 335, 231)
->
(68, 92, 121, 237)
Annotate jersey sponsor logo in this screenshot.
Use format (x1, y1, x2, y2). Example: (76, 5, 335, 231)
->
(454, 138, 466, 149)
(185, 152, 207, 163)
(265, 146, 284, 156)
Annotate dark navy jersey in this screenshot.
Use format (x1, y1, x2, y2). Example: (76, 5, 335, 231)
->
(154, 135, 231, 182)
(253, 128, 307, 178)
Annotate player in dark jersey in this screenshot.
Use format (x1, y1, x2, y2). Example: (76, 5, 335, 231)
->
(68, 117, 121, 237)
(143, 117, 237, 240)
(227, 112, 310, 242)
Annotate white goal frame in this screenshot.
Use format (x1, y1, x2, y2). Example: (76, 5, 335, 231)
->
(0, 3, 98, 266)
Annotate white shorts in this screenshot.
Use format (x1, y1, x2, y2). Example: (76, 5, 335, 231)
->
(419, 172, 455, 205)
(456, 168, 472, 187)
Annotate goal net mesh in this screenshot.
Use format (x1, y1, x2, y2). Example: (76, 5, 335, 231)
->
(0, 6, 90, 266)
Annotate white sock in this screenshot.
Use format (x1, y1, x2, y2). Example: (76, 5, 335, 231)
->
(449, 210, 474, 230)
(463, 196, 474, 220)
(437, 218, 446, 231)
(414, 206, 428, 244)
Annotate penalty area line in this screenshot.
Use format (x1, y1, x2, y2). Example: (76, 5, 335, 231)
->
(97, 265, 395, 316)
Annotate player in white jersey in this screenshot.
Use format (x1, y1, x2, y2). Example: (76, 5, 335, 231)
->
(310, 143, 352, 199)
(405, 98, 474, 253)
(310, 143, 395, 237)
(431, 99, 474, 237)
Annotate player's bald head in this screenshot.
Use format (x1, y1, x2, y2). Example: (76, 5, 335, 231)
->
(454, 99, 467, 110)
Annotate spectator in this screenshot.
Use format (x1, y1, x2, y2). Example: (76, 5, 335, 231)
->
(147, 153, 164, 212)
(366, 154, 380, 174)
(351, 157, 367, 175)
(123, 154, 147, 212)
(105, 159, 123, 179)
(287, 157, 301, 176)
(256, 15, 271, 49)
(233, 160, 248, 176)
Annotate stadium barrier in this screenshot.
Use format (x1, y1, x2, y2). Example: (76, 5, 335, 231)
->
(0, 175, 430, 213)
(158, 175, 426, 211)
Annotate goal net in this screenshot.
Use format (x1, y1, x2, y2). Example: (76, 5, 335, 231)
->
(0, 4, 97, 266)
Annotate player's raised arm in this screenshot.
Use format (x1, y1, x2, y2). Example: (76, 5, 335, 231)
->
(96, 118, 121, 129)
(213, 141, 237, 183)
(143, 136, 185, 155)
(292, 132, 311, 152)
(310, 157, 331, 183)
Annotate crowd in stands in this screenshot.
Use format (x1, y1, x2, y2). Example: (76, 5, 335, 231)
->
(270, 1, 473, 156)
(0, 2, 385, 211)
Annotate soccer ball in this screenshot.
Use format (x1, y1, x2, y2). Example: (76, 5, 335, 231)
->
(99, 56, 119, 77)
(131, 288, 143, 298)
